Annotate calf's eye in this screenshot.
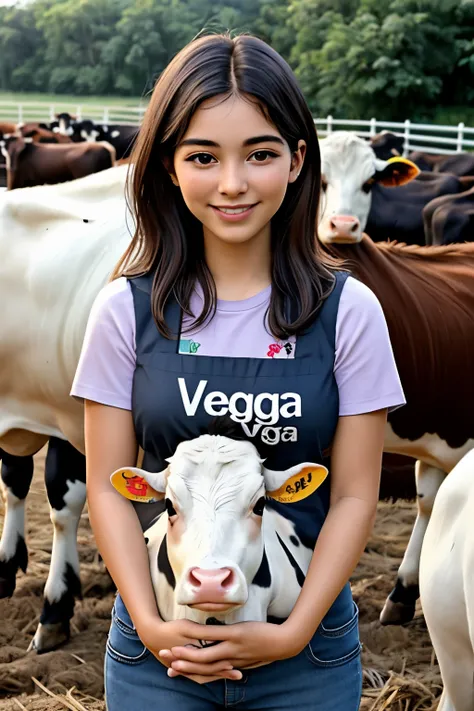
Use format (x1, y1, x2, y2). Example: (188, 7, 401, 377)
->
(253, 497, 266, 517)
(362, 181, 373, 194)
(165, 498, 177, 517)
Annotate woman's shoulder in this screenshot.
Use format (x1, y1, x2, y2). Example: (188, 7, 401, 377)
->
(338, 274, 382, 315)
(90, 276, 133, 319)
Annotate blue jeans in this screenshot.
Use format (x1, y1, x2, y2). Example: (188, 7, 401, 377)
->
(105, 595, 362, 711)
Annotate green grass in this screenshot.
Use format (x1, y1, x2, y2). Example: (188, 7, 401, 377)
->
(0, 91, 147, 107)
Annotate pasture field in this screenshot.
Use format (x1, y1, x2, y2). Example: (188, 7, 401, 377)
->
(0, 92, 147, 109)
(0, 451, 441, 711)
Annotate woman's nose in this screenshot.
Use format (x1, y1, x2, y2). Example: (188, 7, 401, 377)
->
(218, 164, 248, 196)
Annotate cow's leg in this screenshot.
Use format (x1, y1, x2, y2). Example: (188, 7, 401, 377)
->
(29, 437, 86, 653)
(0, 450, 34, 597)
(380, 461, 445, 625)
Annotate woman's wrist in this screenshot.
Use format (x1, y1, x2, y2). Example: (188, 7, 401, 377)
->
(281, 613, 317, 654)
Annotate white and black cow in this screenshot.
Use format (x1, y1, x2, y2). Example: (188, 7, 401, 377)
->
(52, 113, 138, 160)
(0, 165, 132, 652)
(420, 448, 474, 711)
(318, 131, 467, 246)
(111, 432, 326, 625)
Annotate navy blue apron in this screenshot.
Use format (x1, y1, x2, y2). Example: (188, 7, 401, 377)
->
(128, 270, 354, 630)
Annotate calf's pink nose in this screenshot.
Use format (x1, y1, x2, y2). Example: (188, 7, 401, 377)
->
(330, 215, 360, 237)
(188, 567, 235, 596)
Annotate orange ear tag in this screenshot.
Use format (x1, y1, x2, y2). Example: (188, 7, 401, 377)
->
(267, 465, 328, 504)
(110, 468, 162, 503)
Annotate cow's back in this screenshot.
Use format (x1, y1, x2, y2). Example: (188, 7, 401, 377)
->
(367, 173, 462, 244)
(0, 165, 132, 453)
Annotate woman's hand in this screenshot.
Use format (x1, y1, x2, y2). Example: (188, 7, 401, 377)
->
(159, 620, 305, 678)
(137, 617, 244, 684)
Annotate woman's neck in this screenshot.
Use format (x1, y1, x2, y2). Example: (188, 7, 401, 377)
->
(203, 228, 272, 301)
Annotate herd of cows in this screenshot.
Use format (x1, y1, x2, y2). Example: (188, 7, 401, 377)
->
(0, 113, 138, 189)
(1, 123, 474, 709)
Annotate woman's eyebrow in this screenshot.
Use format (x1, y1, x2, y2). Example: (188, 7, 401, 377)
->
(179, 135, 285, 148)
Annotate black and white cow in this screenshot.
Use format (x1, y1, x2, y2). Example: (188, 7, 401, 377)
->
(318, 132, 469, 246)
(111, 433, 327, 624)
(0, 441, 85, 652)
(52, 113, 138, 160)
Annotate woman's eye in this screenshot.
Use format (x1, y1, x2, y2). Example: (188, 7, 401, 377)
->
(250, 150, 277, 162)
(252, 497, 266, 517)
(165, 498, 177, 517)
(187, 153, 216, 165)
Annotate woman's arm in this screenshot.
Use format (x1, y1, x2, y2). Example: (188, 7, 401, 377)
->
(84, 400, 160, 628)
(284, 408, 386, 644)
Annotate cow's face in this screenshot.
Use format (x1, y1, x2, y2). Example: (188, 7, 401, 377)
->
(318, 132, 419, 244)
(111, 435, 326, 613)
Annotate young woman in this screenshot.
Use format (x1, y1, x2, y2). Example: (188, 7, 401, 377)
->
(72, 33, 405, 711)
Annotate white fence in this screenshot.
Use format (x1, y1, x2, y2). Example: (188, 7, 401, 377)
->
(0, 101, 146, 127)
(1, 101, 474, 155)
(315, 117, 474, 156)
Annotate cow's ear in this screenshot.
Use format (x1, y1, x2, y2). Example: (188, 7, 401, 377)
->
(374, 157, 420, 187)
(263, 462, 328, 504)
(110, 466, 167, 503)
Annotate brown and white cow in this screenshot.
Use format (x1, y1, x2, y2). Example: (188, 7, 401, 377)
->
(2, 138, 116, 190)
(111, 432, 325, 625)
(322, 233, 474, 625)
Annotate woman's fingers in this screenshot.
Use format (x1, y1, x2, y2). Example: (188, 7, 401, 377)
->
(170, 659, 242, 678)
(170, 643, 233, 664)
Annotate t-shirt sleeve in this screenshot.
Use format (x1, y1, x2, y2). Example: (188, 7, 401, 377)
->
(334, 276, 405, 416)
(70, 277, 136, 410)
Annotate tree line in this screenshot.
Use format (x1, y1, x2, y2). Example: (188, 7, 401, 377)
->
(1, 0, 473, 122)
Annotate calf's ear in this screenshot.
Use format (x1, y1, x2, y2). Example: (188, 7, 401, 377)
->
(374, 157, 420, 187)
(110, 466, 167, 503)
(263, 462, 328, 504)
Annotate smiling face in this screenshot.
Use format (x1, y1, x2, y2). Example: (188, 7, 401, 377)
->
(171, 94, 305, 248)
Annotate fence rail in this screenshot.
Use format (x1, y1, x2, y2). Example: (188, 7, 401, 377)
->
(1, 102, 474, 155)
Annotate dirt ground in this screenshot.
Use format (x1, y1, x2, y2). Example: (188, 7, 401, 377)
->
(0, 449, 442, 710)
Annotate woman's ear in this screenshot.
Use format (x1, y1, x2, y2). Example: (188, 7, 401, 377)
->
(162, 157, 180, 187)
(288, 140, 306, 183)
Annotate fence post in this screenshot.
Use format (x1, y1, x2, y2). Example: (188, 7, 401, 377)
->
(49, 105, 55, 122)
(76, 105, 82, 121)
(456, 122, 465, 153)
(17, 104, 23, 124)
(327, 115, 333, 134)
(103, 107, 109, 124)
(403, 119, 411, 156)
(370, 117, 377, 137)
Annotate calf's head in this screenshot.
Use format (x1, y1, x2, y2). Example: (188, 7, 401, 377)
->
(319, 131, 419, 244)
(111, 434, 326, 614)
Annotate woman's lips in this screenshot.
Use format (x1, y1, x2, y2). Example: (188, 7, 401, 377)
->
(210, 204, 258, 222)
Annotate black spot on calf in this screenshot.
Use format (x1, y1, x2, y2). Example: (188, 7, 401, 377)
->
(157, 535, 176, 589)
(289, 535, 300, 547)
(251, 548, 271, 588)
(276, 533, 306, 588)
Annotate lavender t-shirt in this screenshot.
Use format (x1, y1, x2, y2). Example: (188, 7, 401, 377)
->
(71, 276, 405, 416)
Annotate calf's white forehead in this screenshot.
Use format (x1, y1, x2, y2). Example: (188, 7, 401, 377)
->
(320, 132, 378, 185)
(169, 435, 263, 505)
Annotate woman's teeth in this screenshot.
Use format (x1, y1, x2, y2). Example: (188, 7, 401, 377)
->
(216, 206, 251, 214)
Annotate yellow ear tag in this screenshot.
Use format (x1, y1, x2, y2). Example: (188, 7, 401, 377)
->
(110, 468, 162, 503)
(267, 465, 328, 504)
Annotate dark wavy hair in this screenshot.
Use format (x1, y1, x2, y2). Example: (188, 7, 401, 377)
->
(113, 33, 340, 338)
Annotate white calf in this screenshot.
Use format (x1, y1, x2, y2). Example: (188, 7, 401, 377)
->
(111, 434, 327, 624)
